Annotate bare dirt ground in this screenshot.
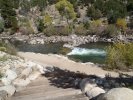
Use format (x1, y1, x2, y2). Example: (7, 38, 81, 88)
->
(18, 52, 133, 77)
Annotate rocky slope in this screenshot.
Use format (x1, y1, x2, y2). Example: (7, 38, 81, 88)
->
(0, 51, 47, 99)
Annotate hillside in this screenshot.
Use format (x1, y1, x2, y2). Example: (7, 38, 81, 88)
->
(0, 0, 132, 37)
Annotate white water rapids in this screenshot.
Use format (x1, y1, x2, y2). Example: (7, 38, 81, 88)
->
(67, 47, 106, 56)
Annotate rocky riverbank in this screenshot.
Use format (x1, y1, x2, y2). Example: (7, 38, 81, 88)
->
(0, 51, 49, 99)
(0, 51, 133, 100)
(0, 33, 133, 47)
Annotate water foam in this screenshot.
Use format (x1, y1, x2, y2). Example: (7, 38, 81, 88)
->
(67, 47, 106, 56)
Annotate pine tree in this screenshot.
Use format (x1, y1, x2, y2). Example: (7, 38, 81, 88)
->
(0, 0, 18, 31)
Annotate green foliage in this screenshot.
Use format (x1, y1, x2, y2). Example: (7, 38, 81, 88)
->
(116, 18, 127, 30)
(103, 24, 119, 38)
(44, 25, 71, 36)
(0, 0, 18, 32)
(31, 0, 48, 11)
(56, 0, 76, 20)
(19, 18, 35, 34)
(0, 47, 6, 52)
(0, 19, 4, 32)
(37, 19, 45, 32)
(75, 24, 87, 35)
(106, 43, 133, 70)
(44, 14, 52, 26)
(0, 42, 17, 55)
(0, 72, 3, 78)
(0, 55, 9, 62)
(94, 0, 105, 12)
(59, 47, 71, 55)
(83, 21, 90, 29)
(19, 0, 31, 13)
(105, 0, 127, 23)
(12, 0, 20, 9)
(127, 0, 133, 12)
(87, 6, 103, 20)
(0, 0, 132, 35)
(91, 20, 102, 27)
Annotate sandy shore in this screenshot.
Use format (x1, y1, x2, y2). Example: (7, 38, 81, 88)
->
(18, 52, 133, 77)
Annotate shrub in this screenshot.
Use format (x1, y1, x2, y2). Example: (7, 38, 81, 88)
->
(116, 18, 127, 30)
(43, 25, 56, 36)
(91, 20, 102, 27)
(44, 14, 52, 26)
(75, 24, 88, 35)
(106, 43, 133, 70)
(0, 19, 4, 33)
(127, 18, 133, 29)
(103, 24, 119, 37)
(59, 47, 71, 55)
(83, 21, 90, 29)
(87, 6, 103, 20)
(0, 47, 6, 52)
(87, 20, 104, 35)
(37, 18, 45, 32)
(44, 25, 71, 36)
(59, 26, 71, 36)
(0, 55, 9, 62)
(19, 18, 35, 34)
(0, 42, 17, 55)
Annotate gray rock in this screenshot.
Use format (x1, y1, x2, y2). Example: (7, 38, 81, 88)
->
(0, 52, 6, 57)
(13, 78, 30, 87)
(98, 88, 133, 100)
(80, 78, 96, 93)
(25, 61, 37, 68)
(1, 78, 11, 86)
(86, 87, 105, 99)
(5, 69, 17, 81)
(20, 68, 32, 78)
(0, 90, 8, 100)
(36, 64, 45, 74)
(28, 71, 40, 81)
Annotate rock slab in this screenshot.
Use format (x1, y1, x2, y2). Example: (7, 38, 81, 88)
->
(98, 88, 133, 100)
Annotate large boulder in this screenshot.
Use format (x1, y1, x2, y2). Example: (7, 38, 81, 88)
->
(80, 78, 105, 99)
(28, 71, 40, 81)
(25, 61, 37, 68)
(13, 78, 30, 92)
(5, 69, 17, 81)
(86, 87, 105, 99)
(1, 78, 11, 86)
(80, 78, 96, 93)
(13, 78, 30, 87)
(0, 90, 8, 100)
(98, 88, 133, 100)
(36, 64, 45, 74)
(20, 68, 32, 79)
(0, 85, 16, 96)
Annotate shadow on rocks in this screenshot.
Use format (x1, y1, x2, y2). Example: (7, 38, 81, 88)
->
(41, 67, 133, 90)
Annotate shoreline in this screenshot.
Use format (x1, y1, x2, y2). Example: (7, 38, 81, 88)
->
(18, 52, 133, 78)
(1, 34, 133, 47)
